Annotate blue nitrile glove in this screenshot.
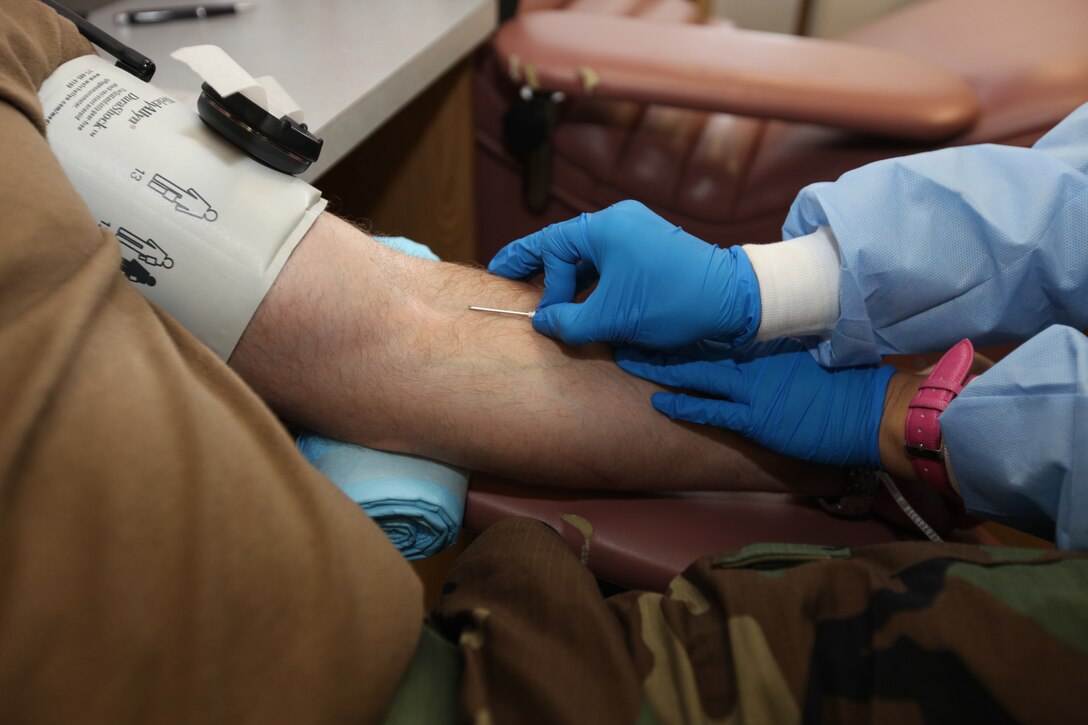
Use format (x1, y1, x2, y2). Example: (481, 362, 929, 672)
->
(615, 339, 896, 468)
(487, 200, 761, 348)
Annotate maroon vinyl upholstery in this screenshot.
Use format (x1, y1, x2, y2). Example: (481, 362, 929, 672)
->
(475, 0, 1088, 260)
(466, 476, 999, 592)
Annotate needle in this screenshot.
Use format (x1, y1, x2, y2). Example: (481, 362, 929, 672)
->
(467, 305, 536, 318)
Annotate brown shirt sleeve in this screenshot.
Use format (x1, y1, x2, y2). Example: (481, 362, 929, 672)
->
(0, 2, 422, 723)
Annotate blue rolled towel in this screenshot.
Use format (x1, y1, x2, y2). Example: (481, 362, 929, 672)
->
(298, 433, 469, 560)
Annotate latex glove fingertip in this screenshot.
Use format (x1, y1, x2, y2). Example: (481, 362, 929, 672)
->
(531, 307, 555, 337)
(614, 349, 676, 386)
(614, 356, 651, 380)
(653, 392, 751, 431)
(532, 304, 596, 345)
(486, 255, 515, 278)
(650, 391, 682, 418)
(488, 236, 545, 279)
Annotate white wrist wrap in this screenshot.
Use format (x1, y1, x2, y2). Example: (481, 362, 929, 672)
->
(743, 226, 841, 340)
(38, 54, 326, 360)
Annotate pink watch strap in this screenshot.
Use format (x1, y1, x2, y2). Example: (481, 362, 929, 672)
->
(904, 338, 977, 497)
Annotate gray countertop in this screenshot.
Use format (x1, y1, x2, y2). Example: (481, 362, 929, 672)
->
(89, 0, 497, 180)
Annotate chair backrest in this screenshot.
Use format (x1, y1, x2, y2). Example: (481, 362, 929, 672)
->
(474, 0, 1088, 261)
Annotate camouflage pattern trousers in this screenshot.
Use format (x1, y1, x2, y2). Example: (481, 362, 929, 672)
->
(432, 518, 1088, 724)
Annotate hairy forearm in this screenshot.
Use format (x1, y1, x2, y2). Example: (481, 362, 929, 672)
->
(233, 214, 844, 495)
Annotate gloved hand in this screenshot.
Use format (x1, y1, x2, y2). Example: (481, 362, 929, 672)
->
(615, 339, 896, 468)
(487, 200, 761, 348)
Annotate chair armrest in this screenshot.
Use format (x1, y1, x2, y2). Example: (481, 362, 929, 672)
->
(465, 475, 999, 592)
(494, 11, 979, 141)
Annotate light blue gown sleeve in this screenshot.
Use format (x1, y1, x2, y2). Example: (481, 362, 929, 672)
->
(941, 325, 1087, 550)
(782, 102, 1088, 367)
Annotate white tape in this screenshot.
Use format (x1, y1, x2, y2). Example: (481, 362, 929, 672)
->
(38, 53, 326, 360)
(171, 45, 303, 122)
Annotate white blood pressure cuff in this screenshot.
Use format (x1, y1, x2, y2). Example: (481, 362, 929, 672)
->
(38, 53, 326, 360)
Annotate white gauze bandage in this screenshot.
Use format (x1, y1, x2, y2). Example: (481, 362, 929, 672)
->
(38, 52, 326, 360)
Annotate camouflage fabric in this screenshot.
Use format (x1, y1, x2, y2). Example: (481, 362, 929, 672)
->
(432, 518, 1088, 724)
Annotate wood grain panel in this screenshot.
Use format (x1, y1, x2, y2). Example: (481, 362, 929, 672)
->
(314, 57, 479, 264)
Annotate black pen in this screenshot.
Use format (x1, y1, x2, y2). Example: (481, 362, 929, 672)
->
(114, 3, 255, 25)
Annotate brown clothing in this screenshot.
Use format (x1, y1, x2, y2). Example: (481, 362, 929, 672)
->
(0, 2, 422, 723)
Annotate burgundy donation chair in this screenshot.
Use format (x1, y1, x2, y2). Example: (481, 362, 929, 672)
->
(475, 0, 1088, 261)
(465, 0, 1079, 590)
